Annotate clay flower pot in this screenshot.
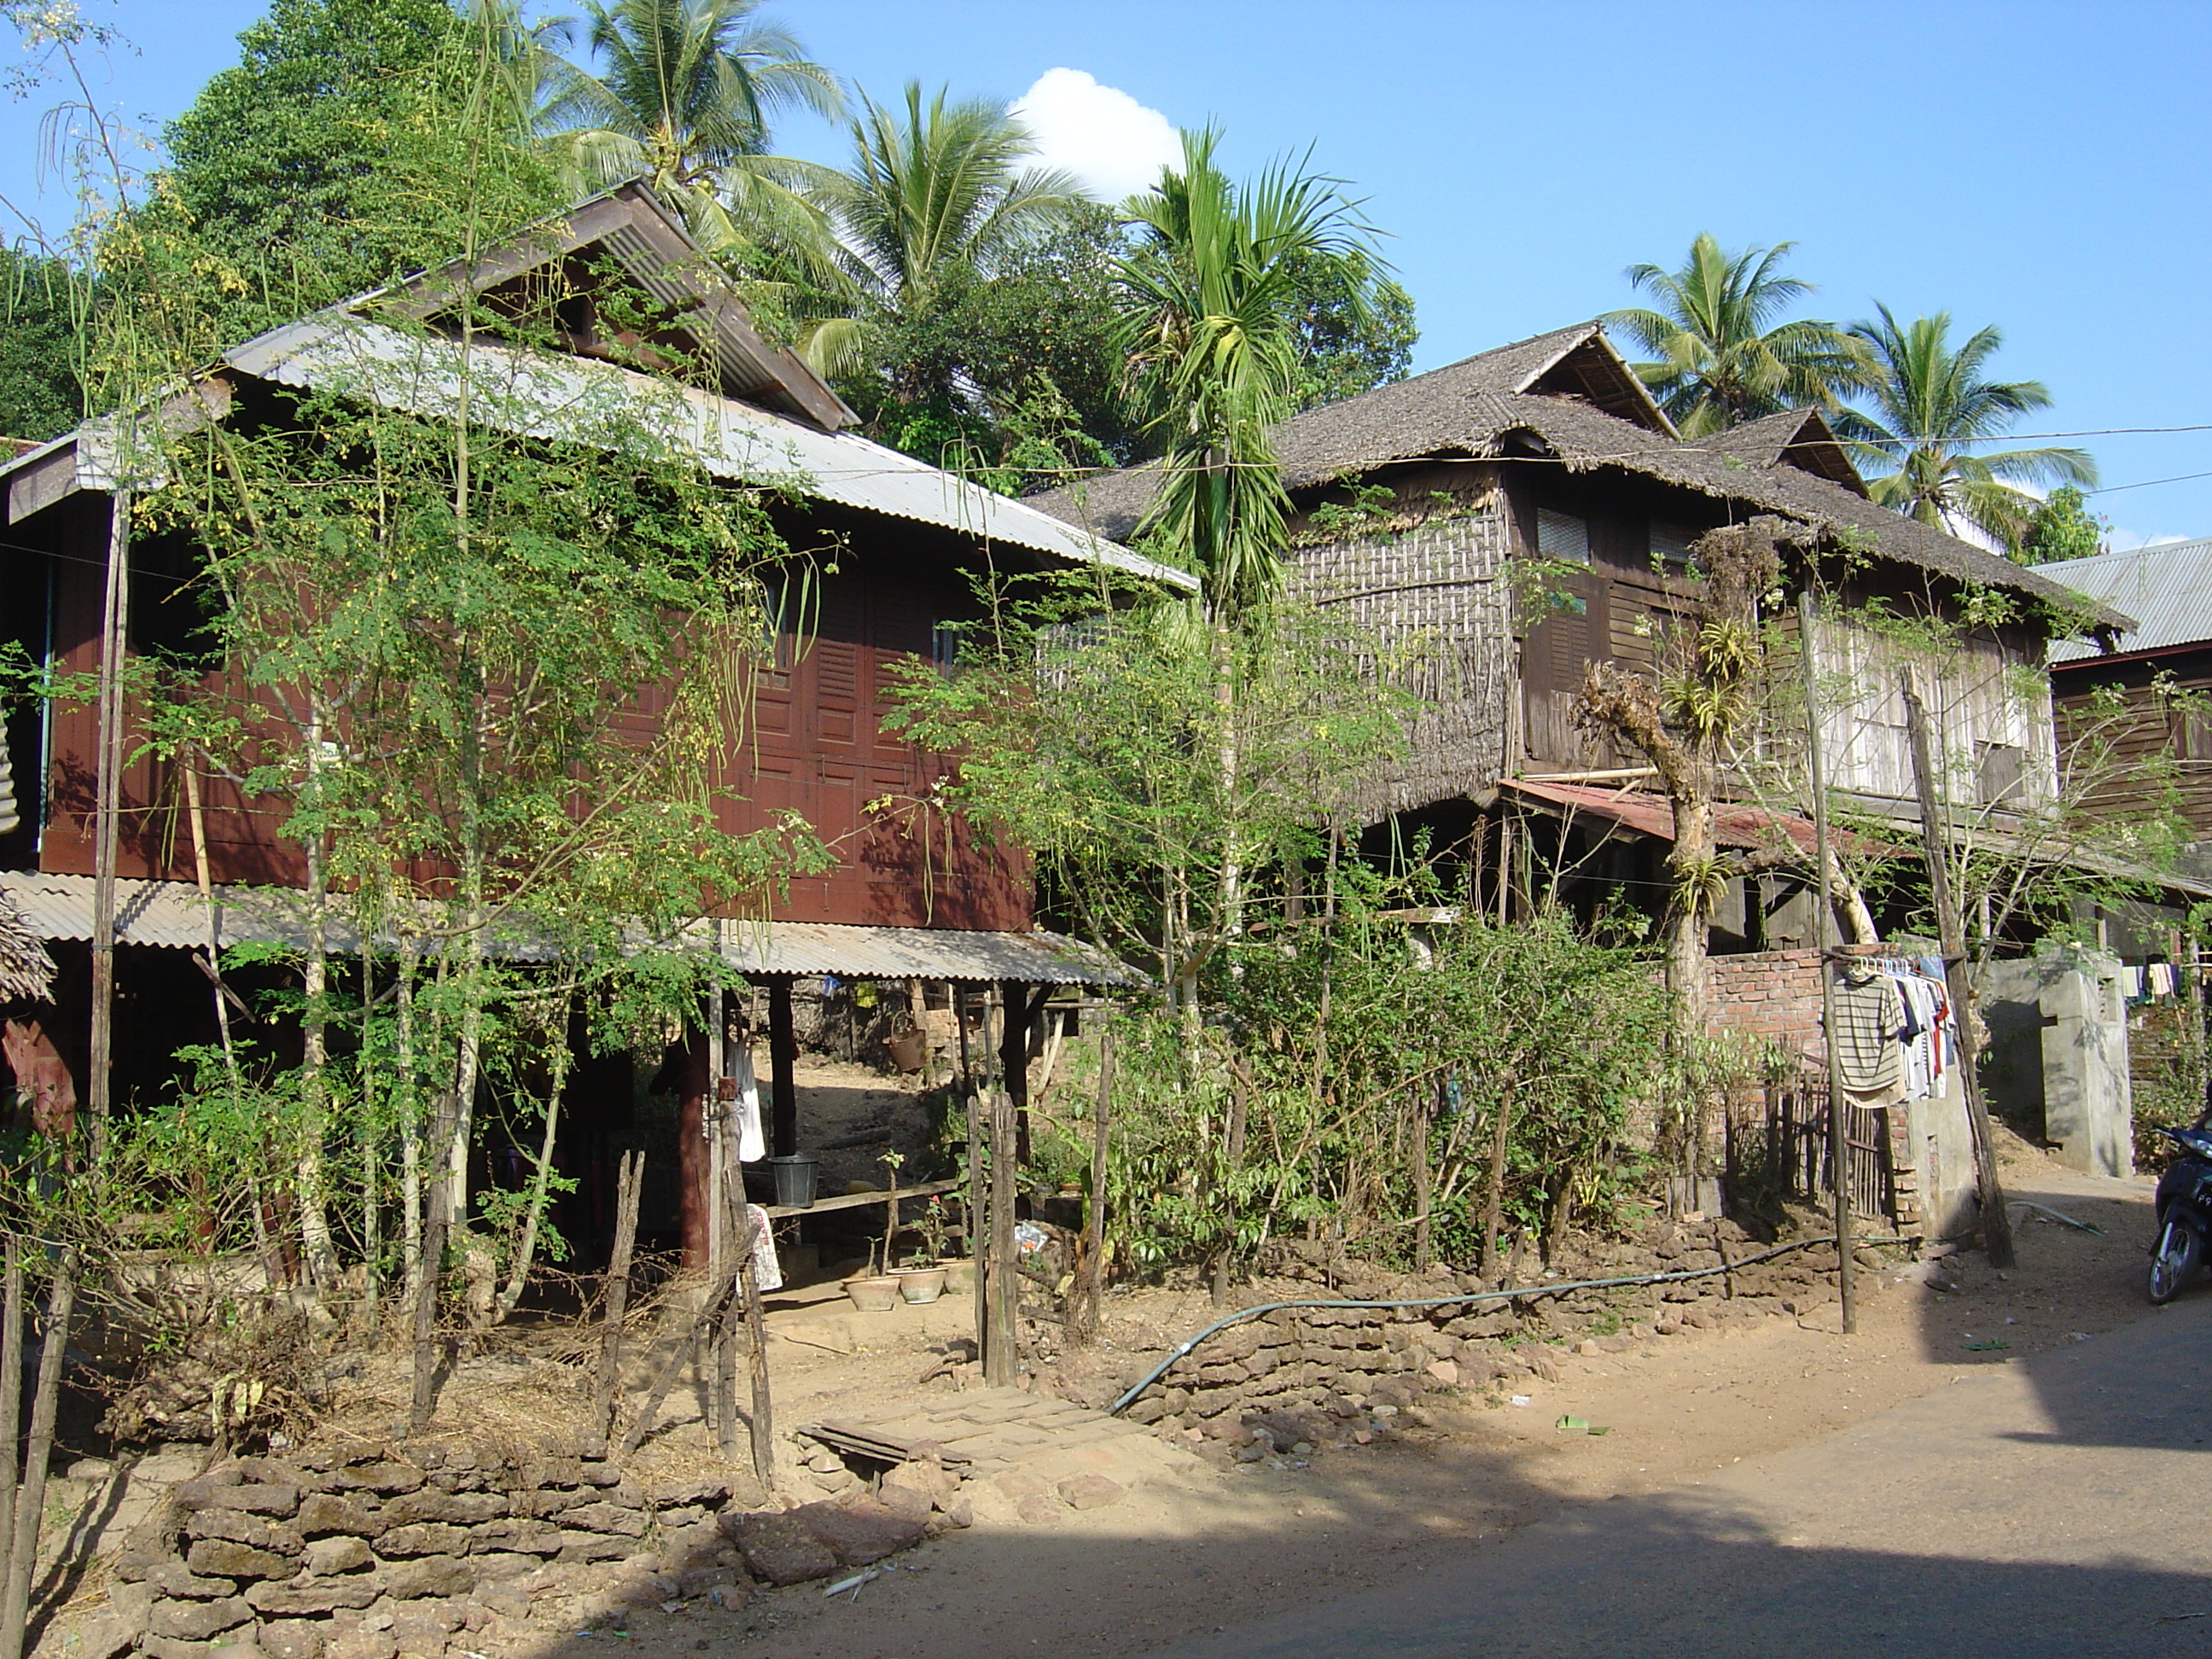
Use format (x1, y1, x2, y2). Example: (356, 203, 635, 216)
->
(938, 1258, 975, 1295)
(894, 1266, 948, 1304)
(841, 1275, 900, 1313)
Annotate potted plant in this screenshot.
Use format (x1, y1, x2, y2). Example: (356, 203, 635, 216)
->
(892, 1250, 947, 1304)
(917, 1196, 974, 1293)
(841, 1261, 901, 1313)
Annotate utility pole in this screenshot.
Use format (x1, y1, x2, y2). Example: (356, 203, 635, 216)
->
(1900, 665, 2016, 1270)
(87, 490, 131, 1160)
(1799, 592, 1856, 1334)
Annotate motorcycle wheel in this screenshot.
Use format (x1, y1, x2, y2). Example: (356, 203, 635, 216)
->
(2149, 1215, 2203, 1305)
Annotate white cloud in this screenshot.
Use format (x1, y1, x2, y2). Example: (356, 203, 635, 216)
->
(1010, 68, 1180, 203)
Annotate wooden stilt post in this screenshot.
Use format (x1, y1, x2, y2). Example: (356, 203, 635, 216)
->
(965, 1064, 986, 1367)
(86, 491, 131, 1161)
(1901, 663, 2015, 1270)
(706, 943, 729, 1447)
(982, 986, 1019, 1386)
(714, 1171, 740, 1459)
(767, 978, 798, 1159)
(1800, 592, 1858, 1334)
(411, 1097, 454, 1430)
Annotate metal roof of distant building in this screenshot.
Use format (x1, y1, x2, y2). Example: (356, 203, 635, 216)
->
(2, 871, 1138, 986)
(2041, 538, 2212, 663)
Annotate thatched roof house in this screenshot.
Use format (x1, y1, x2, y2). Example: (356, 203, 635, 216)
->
(1033, 322, 2130, 950)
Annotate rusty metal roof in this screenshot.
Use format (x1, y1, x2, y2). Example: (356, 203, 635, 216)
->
(1, 871, 1138, 987)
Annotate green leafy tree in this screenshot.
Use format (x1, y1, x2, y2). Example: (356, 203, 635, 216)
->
(161, 0, 540, 328)
(2018, 484, 2108, 565)
(1842, 305, 2097, 551)
(1283, 246, 1416, 411)
(1605, 233, 1869, 437)
(0, 247, 87, 442)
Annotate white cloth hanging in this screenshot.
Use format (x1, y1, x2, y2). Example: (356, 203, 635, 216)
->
(732, 1043, 766, 1163)
(743, 1202, 783, 1292)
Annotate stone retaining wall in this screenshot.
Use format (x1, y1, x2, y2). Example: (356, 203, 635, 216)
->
(1124, 1223, 1860, 1445)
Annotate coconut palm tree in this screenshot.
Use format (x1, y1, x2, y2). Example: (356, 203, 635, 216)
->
(801, 83, 1084, 388)
(1605, 234, 1869, 437)
(538, 0, 844, 265)
(1842, 305, 2097, 551)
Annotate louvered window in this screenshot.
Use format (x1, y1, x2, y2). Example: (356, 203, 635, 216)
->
(1535, 509, 1589, 564)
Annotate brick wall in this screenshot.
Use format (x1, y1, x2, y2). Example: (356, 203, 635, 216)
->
(1705, 949, 1825, 1059)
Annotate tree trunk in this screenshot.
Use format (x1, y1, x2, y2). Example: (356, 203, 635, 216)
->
(1478, 1068, 1519, 1278)
(1664, 793, 1715, 1037)
(0, 1253, 74, 1659)
(297, 725, 338, 1291)
(398, 938, 423, 1299)
(492, 1035, 569, 1323)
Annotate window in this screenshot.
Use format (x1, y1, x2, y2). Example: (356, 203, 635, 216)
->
(2168, 698, 2212, 761)
(1976, 741, 2024, 806)
(932, 622, 961, 672)
(1649, 522, 1697, 569)
(1534, 508, 1589, 564)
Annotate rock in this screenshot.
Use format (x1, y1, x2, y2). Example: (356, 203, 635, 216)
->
(467, 1552, 538, 1583)
(246, 1576, 382, 1615)
(147, 1595, 255, 1641)
(304, 1536, 375, 1576)
(62, 1613, 140, 1659)
(207, 1642, 266, 1659)
(1056, 1476, 1125, 1511)
(1527, 1352, 1562, 1382)
(142, 1636, 225, 1659)
(1681, 1307, 1715, 1329)
(473, 1584, 531, 1620)
(576, 1458, 622, 1487)
(258, 1620, 327, 1659)
(646, 1478, 726, 1511)
(235, 1457, 309, 1488)
(466, 1518, 562, 1556)
(145, 1562, 241, 1599)
(672, 1566, 739, 1598)
(555, 1532, 635, 1564)
(296, 1495, 385, 1539)
(936, 1496, 973, 1529)
(185, 1541, 296, 1580)
(729, 1511, 839, 1586)
(381, 1491, 509, 1527)
(1573, 1340, 1602, 1356)
(389, 1614, 451, 1658)
(381, 1555, 476, 1599)
(200, 1484, 302, 1519)
(375, 1523, 473, 1557)
(1015, 1495, 1063, 1525)
(185, 1510, 305, 1556)
(324, 1633, 398, 1659)
(559, 1502, 648, 1537)
(873, 1482, 934, 1524)
(327, 1463, 425, 1497)
(1424, 1359, 1460, 1387)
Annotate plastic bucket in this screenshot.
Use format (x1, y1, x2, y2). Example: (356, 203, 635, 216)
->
(767, 1154, 820, 1209)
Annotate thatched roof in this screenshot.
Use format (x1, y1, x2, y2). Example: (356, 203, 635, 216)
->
(1029, 323, 2129, 633)
(0, 893, 54, 1005)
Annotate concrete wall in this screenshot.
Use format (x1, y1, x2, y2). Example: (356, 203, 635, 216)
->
(1973, 951, 2133, 1180)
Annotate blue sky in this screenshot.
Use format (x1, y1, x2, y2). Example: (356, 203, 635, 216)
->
(3, 0, 2205, 545)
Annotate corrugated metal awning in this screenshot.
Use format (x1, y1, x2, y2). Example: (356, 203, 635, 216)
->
(1, 871, 1139, 986)
(708, 920, 1135, 986)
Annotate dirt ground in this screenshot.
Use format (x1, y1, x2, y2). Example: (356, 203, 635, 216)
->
(33, 1115, 2172, 1659)
(430, 1134, 2167, 1659)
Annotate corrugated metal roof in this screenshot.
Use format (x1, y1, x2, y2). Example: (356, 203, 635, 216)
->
(2, 871, 1139, 986)
(709, 920, 1139, 986)
(220, 317, 1194, 591)
(2042, 538, 2212, 663)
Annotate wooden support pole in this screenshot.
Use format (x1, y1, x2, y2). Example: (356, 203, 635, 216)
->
(591, 1152, 643, 1455)
(0, 1251, 74, 1659)
(1800, 592, 1858, 1334)
(0, 1237, 19, 1577)
(86, 490, 131, 1159)
(767, 978, 798, 1158)
(1412, 1085, 1434, 1273)
(706, 945, 728, 1442)
(411, 1098, 454, 1431)
(714, 1171, 740, 1459)
(981, 986, 1019, 1386)
(1901, 663, 2016, 1270)
(741, 1252, 774, 1491)
(965, 1078, 985, 1361)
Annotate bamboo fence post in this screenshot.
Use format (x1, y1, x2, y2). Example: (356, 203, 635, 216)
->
(591, 1152, 643, 1455)
(741, 1252, 774, 1491)
(0, 1250, 75, 1659)
(1071, 1022, 1114, 1347)
(0, 1237, 19, 1581)
(410, 1101, 452, 1432)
